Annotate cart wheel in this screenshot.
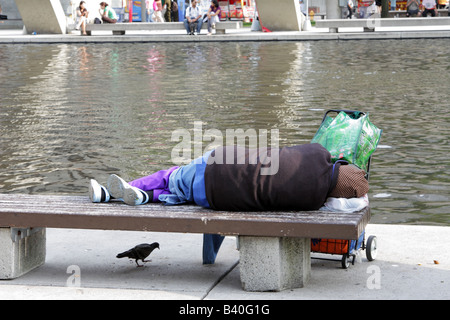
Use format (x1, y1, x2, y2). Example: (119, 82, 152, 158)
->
(366, 235, 377, 261)
(341, 255, 350, 269)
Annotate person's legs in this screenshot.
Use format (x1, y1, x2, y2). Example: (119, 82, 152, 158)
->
(164, 161, 196, 203)
(102, 16, 117, 23)
(196, 18, 203, 33)
(147, 9, 154, 22)
(129, 166, 179, 202)
(183, 19, 190, 33)
(154, 11, 164, 22)
(81, 18, 87, 35)
(192, 21, 199, 34)
(207, 18, 213, 33)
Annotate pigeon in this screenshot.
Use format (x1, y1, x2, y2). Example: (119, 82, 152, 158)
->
(116, 242, 160, 267)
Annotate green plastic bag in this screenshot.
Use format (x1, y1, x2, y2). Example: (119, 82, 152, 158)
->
(311, 111, 382, 172)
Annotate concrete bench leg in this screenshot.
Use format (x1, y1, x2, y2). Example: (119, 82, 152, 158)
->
(238, 236, 310, 291)
(0, 227, 46, 279)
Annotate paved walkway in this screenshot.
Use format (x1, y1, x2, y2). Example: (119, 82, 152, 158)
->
(0, 224, 449, 300)
(1, 25, 450, 43)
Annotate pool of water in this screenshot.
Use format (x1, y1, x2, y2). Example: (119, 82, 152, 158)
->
(0, 40, 449, 225)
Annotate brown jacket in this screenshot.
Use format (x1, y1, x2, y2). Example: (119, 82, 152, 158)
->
(204, 143, 340, 211)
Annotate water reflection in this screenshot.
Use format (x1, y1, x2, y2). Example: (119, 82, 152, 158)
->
(0, 40, 449, 225)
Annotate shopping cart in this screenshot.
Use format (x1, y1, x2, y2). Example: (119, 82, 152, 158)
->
(311, 109, 378, 269)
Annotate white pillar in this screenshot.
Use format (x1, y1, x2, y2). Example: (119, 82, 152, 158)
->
(254, 0, 302, 31)
(15, 0, 67, 34)
(326, 0, 341, 19)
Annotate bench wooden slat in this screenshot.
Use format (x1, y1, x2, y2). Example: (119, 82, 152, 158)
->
(0, 194, 370, 239)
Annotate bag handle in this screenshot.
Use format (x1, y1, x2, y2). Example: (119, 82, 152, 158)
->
(321, 109, 366, 124)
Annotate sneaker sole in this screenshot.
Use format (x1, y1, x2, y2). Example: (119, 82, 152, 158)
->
(107, 174, 142, 206)
(89, 179, 102, 203)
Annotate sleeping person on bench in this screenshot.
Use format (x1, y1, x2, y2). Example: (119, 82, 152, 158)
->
(89, 143, 369, 263)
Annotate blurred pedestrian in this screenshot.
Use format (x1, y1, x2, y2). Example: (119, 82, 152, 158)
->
(99, 2, 117, 23)
(76, 1, 89, 35)
(422, 0, 437, 17)
(406, 0, 420, 17)
(206, 0, 221, 35)
(184, 0, 203, 35)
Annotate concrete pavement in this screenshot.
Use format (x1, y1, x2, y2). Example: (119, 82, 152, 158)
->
(0, 224, 449, 300)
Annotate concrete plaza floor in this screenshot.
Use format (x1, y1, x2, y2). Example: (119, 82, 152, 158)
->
(0, 224, 449, 300)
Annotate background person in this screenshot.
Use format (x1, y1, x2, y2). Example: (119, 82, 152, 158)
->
(76, 1, 89, 35)
(146, 0, 154, 22)
(206, 0, 221, 35)
(406, 0, 420, 17)
(99, 2, 117, 23)
(347, 0, 354, 19)
(152, 0, 165, 22)
(184, 0, 203, 35)
(422, 0, 437, 17)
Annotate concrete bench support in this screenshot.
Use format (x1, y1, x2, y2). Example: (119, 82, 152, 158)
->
(0, 227, 46, 279)
(239, 236, 310, 291)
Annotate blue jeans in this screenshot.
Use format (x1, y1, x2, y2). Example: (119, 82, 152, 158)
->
(147, 9, 154, 22)
(158, 157, 225, 264)
(158, 161, 195, 205)
(390, 0, 396, 10)
(183, 18, 203, 34)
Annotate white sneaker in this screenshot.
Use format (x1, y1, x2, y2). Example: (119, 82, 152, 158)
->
(107, 174, 149, 206)
(89, 179, 111, 203)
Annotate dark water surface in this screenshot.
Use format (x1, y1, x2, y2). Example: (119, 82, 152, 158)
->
(1, 40, 449, 225)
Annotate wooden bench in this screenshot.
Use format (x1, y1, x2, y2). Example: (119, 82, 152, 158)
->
(0, 193, 370, 291)
(84, 21, 242, 35)
(315, 16, 450, 33)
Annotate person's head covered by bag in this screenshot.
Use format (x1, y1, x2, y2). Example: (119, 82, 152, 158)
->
(329, 164, 369, 198)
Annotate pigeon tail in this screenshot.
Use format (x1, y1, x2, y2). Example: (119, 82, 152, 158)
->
(116, 249, 133, 259)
